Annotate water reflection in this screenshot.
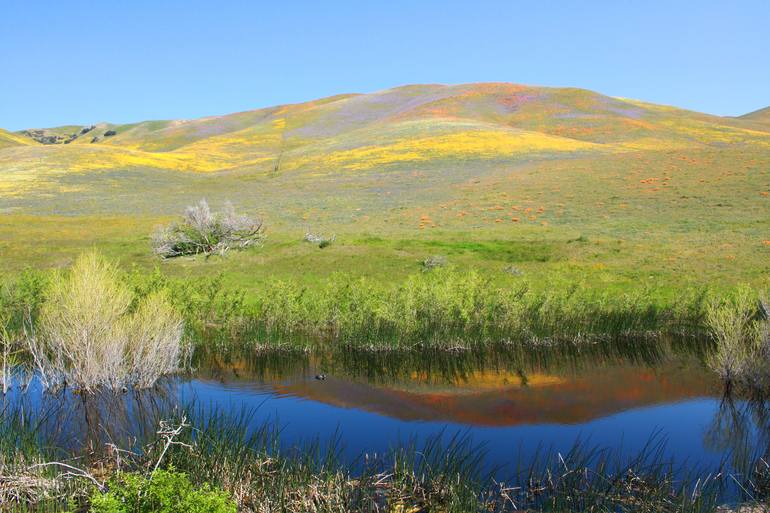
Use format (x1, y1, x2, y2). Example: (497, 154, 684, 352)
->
(5, 337, 767, 481)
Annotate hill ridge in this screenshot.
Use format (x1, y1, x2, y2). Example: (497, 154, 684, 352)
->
(2, 82, 770, 177)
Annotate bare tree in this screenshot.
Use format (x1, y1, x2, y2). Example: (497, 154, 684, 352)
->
(152, 199, 265, 258)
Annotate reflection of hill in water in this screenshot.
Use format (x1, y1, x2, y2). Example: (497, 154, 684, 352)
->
(197, 354, 717, 426)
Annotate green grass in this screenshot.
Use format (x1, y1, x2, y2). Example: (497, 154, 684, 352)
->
(2, 402, 769, 512)
(1, 146, 767, 301)
(0, 257, 714, 354)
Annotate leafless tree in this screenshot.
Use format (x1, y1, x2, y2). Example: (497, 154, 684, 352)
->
(152, 199, 265, 258)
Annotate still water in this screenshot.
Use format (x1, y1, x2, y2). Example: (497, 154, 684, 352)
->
(13, 341, 770, 479)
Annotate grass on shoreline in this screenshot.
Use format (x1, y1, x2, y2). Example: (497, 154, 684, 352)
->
(2, 261, 714, 353)
(2, 403, 769, 512)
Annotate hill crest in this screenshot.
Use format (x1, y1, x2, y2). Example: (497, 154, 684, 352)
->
(3, 82, 770, 175)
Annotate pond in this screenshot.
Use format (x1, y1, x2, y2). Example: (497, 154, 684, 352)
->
(11, 338, 770, 484)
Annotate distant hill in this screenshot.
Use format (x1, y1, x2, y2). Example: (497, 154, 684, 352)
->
(5, 83, 770, 176)
(740, 106, 770, 127)
(0, 127, 36, 150)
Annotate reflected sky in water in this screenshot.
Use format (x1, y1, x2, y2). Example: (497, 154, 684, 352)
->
(9, 341, 770, 480)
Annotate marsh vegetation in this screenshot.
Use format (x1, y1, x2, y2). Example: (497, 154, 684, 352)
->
(8, 252, 188, 392)
(0, 252, 769, 511)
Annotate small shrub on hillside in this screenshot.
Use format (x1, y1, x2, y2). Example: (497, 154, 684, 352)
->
(88, 469, 236, 513)
(420, 255, 447, 272)
(152, 200, 264, 258)
(304, 230, 335, 249)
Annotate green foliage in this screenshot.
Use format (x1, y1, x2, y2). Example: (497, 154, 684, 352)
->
(0, 269, 48, 333)
(88, 469, 236, 513)
(54, 264, 716, 350)
(706, 285, 769, 390)
(31, 251, 185, 391)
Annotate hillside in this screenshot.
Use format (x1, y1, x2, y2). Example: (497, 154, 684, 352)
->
(0, 127, 36, 150)
(740, 106, 770, 127)
(1, 83, 768, 290)
(6, 83, 770, 177)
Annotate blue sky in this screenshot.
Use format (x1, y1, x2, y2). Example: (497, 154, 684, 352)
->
(1, 0, 768, 130)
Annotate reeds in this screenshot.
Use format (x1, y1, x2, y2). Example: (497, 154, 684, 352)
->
(1, 404, 767, 512)
(1, 253, 766, 389)
(176, 270, 708, 350)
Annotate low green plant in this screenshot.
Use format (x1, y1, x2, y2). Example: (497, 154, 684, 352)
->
(88, 469, 236, 513)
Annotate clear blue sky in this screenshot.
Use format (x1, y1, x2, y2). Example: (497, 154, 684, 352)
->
(2, 0, 768, 130)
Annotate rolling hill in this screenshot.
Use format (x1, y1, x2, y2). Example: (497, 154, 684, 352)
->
(6, 83, 770, 176)
(740, 106, 770, 128)
(0, 127, 35, 150)
(1, 83, 768, 289)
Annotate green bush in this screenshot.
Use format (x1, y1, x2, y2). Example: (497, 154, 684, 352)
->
(88, 469, 236, 513)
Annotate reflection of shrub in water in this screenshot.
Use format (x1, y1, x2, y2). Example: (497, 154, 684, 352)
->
(28, 252, 187, 392)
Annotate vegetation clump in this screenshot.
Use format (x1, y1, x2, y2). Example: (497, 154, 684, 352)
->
(706, 286, 770, 394)
(304, 230, 335, 248)
(89, 469, 235, 513)
(152, 200, 264, 258)
(28, 251, 186, 392)
(3, 405, 769, 513)
(420, 255, 447, 271)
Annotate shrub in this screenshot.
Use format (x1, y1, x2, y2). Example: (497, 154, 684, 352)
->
(420, 255, 447, 272)
(152, 200, 264, 258)
(304, 230, 335, 249)
(706, 286, 767, 391)
(89, 469, 236, 513)
(29, 252, 187, 391)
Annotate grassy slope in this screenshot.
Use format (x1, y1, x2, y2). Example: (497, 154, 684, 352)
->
(1, 83, 768, 296)
(0, 127, 36, 150)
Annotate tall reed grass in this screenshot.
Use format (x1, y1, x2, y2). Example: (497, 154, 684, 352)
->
(1, 404, 768, 512)
(1, 253, 766, 389)
(124, 268, 709, 350)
